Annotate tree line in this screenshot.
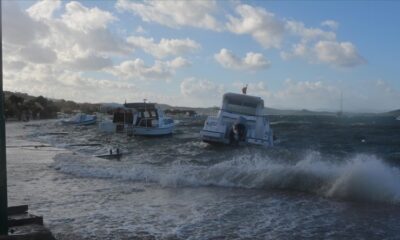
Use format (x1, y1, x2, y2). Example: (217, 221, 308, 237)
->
(4, 91, 100, 121)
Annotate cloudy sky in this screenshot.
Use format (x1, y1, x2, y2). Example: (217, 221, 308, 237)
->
(3, 0, 400, 112)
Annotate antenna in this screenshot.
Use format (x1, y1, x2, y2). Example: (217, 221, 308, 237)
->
(337, 91, 343, 117)
(143, 99, 147, 128)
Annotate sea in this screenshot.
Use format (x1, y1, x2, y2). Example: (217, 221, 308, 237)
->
(6, 115, 400, 239)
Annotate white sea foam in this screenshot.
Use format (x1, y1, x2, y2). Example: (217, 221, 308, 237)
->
(53, 151, 400, 203)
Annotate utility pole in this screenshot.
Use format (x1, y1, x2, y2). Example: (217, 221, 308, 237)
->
(0, 0, 9, 235)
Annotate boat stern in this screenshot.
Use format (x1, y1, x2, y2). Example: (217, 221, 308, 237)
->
(200, 116, 229, 144)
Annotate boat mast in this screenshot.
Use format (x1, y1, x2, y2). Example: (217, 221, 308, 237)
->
(144, 99, 147, 128)
(340, 91, 343, 114)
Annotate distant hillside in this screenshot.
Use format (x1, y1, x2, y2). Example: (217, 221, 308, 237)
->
(264, 107, 336, 116)
(3, 91, 399, 117)
(4, 91, 100, 120)
(4, 91, 36, 101)
(158, 104, 337, 116)
(383, 109, 400, 116)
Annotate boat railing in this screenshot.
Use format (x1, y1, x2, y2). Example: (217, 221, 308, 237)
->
(217, 108, 270, 118)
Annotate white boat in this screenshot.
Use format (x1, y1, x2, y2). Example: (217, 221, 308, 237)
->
(200, 92, 274, 147)
(99, 102, 174, 136)
(125, 102, 174, 136)
(61, 113, 97, 125)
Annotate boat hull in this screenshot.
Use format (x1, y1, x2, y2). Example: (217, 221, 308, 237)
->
(201, 129, 273, 147)
(200, 130, 230, 144)
(132, 126, 174, 136)
(61, 119, 97, 126)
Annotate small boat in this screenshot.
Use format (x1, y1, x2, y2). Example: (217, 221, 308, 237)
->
(95, 149, 124, 160)
(126, 102, 174, 136)
(200, 92, 273, 147)
(98, 101, 174, 136)
(61, 113, 97, 125)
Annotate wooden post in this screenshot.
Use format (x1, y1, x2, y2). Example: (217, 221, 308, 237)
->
(0, 1, 8, 235)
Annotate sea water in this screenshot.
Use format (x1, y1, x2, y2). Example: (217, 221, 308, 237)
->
(6, 116, 400, 239)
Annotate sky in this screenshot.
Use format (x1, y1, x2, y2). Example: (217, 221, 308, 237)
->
(2, 0, 400, 112)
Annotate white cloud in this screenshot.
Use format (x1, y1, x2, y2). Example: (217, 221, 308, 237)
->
(286, 20, 336, 42)
(282, 19, 364, 68)
(321, 20, 339, 30)
(280, 42, 309, 60)
(166, 57, 191, 69)
(127, 36, 200, 59)
(135, 25, 146, 34)
(3, 1, 49, 46)
(226, 4, 285, 49)
(61, 1, 116, 33)
(314, 41, 365, 67)
(65, 54, 113, 71)
(232, 79, 400, 112)
(3, 0, 137, 102)
(116, 0, 221, 31)
(27, 0, 61, 20)
(18, 43, 57, 64)
(275, 80, 340, 109)
(282, 40, 365, 68)
(2, 1, 378, 109)
(180, 77, 224, 106)
(233, 80, 340, 110)
(12, 0, 130, 71)
(225, 4, 364, 68)
(3, 59, 183, 104)
(214, 48, 270, 71)
(108, 57, 189, 81)
(3, 62, 138, 103)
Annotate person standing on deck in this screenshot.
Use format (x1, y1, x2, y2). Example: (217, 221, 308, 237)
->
(242, 84, 248, 94)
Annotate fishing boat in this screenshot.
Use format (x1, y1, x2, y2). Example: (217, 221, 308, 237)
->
(61, 113, 97, 125)
(200, 92, 274, 147)
(125, 102, 174, 136)
(99, 101, 174, 136)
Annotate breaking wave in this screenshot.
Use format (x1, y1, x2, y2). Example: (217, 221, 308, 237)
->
(53, 151, 400, 204)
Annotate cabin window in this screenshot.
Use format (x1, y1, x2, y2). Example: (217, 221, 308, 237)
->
(151, 119, 159, 126)
(225, 103, 257, 115)
(163, 119, 173, 125)
(225, 97, 260, 116)
(150, 110, 158, 118)
(113, 112, 125, 123)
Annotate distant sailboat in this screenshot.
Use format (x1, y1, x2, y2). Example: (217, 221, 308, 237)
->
(336, 91, 343, 117)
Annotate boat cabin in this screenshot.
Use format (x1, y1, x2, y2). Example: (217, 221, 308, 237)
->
(222, 93, 264, 116)
(124, 103, 164, 128)
(200, 92, 273, 147)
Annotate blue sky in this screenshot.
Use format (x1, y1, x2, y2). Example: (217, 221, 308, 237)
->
(3, 0, 400, 112)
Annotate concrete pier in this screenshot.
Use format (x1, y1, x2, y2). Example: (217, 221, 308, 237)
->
(0, 205, 55, 240)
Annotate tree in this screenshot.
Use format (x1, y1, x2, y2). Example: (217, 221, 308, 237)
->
(7, 94, 25, 120)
